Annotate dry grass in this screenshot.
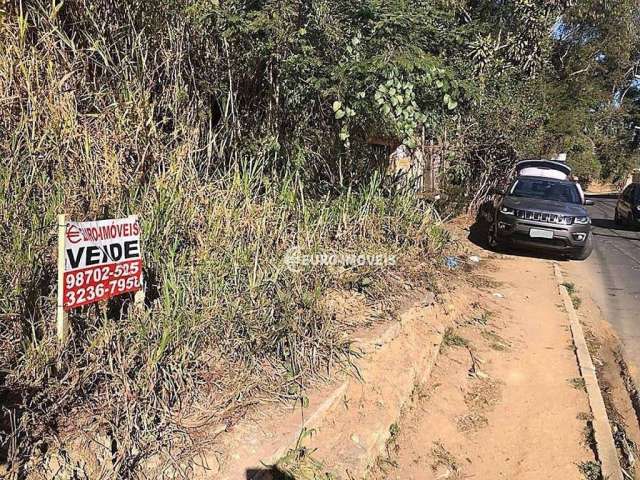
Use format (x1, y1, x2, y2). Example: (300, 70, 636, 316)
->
(0, 3, 453, 478)
(464, 378, 502, 412)
(431, 442, 463, 479)
(273, 429, 338, 480)
(481, 329, 511, 351)
(443, 327, 469, 348)
(456, 412, 489, 432)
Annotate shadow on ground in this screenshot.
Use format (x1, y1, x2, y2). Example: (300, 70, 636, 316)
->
(591, 218, 619, 230)
(591, 218, 640, 238)
(467, 200, 494, 251)
(592, 230, 640, 243)
(467, 200, 569, 262)
(246, 468, 294, 480)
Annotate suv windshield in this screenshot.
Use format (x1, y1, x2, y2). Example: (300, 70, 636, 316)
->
(510, 178, 581, 205)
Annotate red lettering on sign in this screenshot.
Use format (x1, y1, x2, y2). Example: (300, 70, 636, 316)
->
(77, 221, 140, 242)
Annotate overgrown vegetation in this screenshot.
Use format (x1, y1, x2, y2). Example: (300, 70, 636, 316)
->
(443, 326, 469, 348)
(563, 282, 582, 310)
(0, 2, 452, 477)
(548, 1, 640, 184)
(1, 0, 639, 477)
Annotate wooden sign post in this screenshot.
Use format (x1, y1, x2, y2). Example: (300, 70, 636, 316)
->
(56, 214, 68, 342)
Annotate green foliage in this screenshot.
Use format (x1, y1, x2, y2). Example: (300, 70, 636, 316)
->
(544, 0, 640, 182)
(374, 73, 429, 148)
(0, 1, 456, 475)
(441, 0, 640, 211)
(567, 145, 602, 185)
(1, 0, 640, 475)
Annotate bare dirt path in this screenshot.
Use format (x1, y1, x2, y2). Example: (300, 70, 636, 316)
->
(370, 256, 595, 480)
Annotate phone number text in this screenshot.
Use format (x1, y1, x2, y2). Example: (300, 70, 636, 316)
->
(63, 259, 142, 309)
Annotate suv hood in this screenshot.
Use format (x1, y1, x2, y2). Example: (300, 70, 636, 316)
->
(503, 196, 588, 217)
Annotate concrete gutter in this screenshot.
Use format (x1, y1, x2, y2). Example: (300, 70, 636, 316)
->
(553, 263, 623, 480)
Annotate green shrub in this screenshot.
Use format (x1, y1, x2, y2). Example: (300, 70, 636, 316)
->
(0, 3, 453, 475)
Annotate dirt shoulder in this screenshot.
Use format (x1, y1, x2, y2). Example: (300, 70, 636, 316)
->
(586, 181, 621, 195)
(369, 255, 596, 480)
(560, 262, 640, 478)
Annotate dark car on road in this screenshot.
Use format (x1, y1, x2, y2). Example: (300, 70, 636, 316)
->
(615, 183, 640, 228)
(486, 160, 594, 260)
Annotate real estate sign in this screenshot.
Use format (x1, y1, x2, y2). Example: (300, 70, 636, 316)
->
(62, 216, 143, 310)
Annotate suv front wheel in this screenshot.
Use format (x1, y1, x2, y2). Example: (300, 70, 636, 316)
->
(572, 234, 593, 261)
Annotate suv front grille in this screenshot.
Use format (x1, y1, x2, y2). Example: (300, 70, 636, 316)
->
(515, 209, 573, 225)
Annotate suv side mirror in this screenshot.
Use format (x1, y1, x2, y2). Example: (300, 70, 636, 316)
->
(584, 199, 594, 206)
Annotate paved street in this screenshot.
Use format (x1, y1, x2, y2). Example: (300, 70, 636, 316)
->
(568, 194, 640, 373)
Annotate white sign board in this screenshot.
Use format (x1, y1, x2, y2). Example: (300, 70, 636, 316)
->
(62, 216, 142, 309)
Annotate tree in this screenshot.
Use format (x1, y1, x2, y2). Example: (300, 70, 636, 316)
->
(545, 0, 640, 182)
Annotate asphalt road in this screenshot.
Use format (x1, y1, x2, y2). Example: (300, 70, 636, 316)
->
(569, 194, 640, 371)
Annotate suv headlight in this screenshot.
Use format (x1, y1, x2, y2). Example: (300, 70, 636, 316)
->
(573, 216, 591, 225)
(500, 206, 515, 215)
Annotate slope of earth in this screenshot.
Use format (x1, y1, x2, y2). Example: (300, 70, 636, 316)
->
(369, 255, 595, 480)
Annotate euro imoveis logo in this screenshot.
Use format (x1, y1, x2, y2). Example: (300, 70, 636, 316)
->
(283, 247, 396, 272)
(67, 220, 141, 243)
(65, 224, 82, 244)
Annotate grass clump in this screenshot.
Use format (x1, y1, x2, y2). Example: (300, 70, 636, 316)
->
(443, 327, 469, 348)
(431, 442, 462, 479)
(572, 295, 583, 310)
(577, 461, 602, 480)
(562, 282, 582, 309)
(562, 282, 577, 295)
(274, 429, 338, 480)
(569, 377, 587, 391)
(481, 330, 510, 351)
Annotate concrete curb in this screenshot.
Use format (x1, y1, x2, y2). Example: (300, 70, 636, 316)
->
(585, 191, 619, 197)
(253, 380, 350, 474)
(553, 263, 623, 480)
(213, 296, 446, 480)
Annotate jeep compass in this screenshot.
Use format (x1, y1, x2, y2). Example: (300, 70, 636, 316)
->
(487, 160, 593, 260)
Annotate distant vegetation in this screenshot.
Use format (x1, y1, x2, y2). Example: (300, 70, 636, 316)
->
(1, 0, 638, 477)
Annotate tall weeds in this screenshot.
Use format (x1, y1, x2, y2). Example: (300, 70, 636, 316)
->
(0, 2, 450, 477)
